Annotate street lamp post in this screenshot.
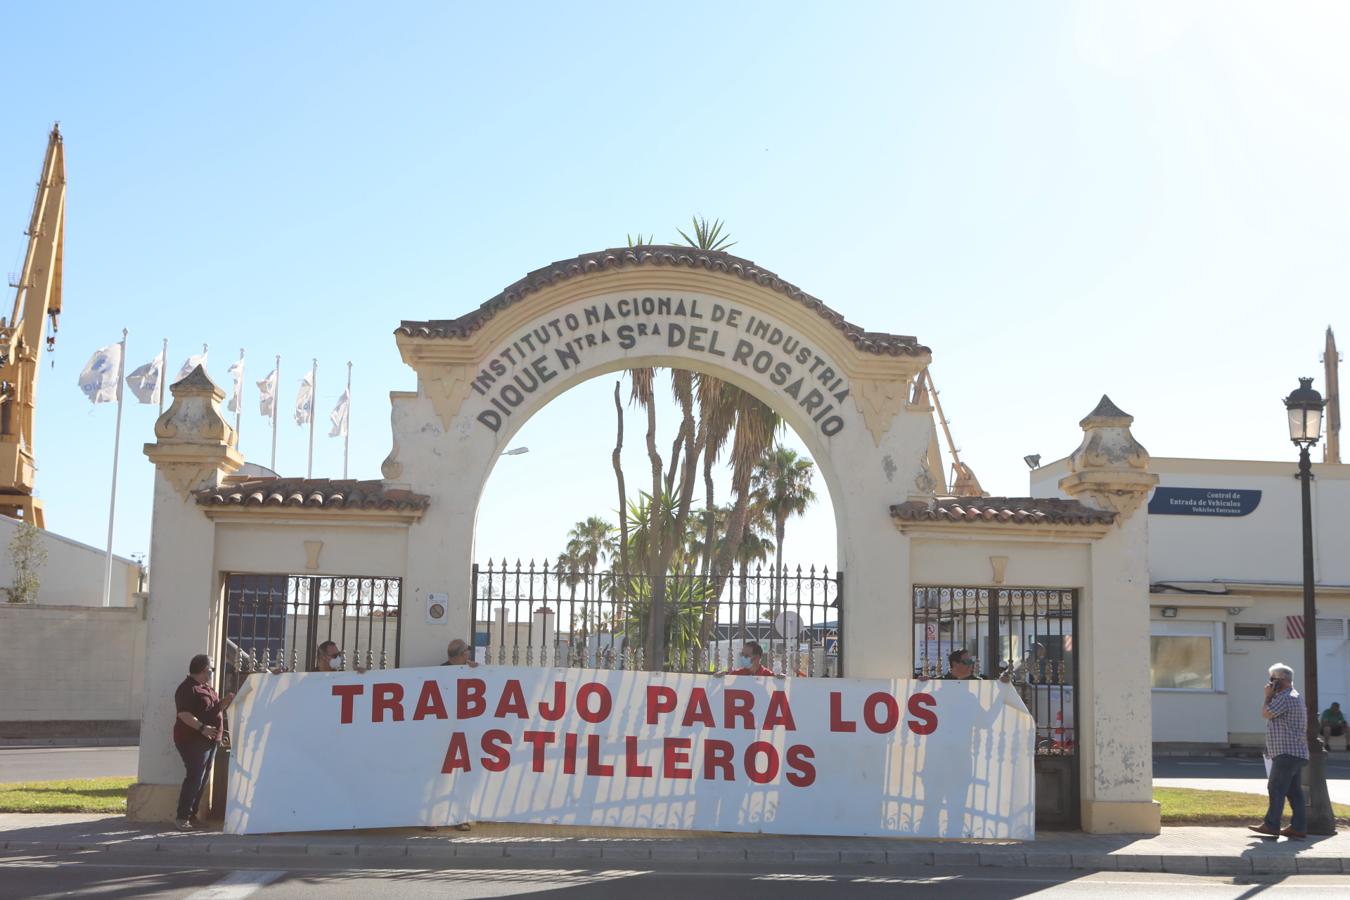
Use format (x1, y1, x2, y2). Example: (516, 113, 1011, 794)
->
(1283, 376, 1336, 835)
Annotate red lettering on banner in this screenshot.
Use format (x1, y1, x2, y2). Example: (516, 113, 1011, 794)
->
(663, 737, 693, 779)
(441, 732, 470, 773)
(577, 683, 612, 724)
(562, 732, 579, 775)
(372, 683, 405, 723)
(829, 691, 856, 732)
(703, 739, 735, 780)
(744, 741, 779, 784)
(864, 692, 900, 733)
(412, 681, 447, 721)
(494, 680, 529, 719)
(521, 730, 555, 772)
(331, 684, 364, 724)
(537, 681, 567, 720)
(786, 744, 816, 786)
(585, 734, 614, 775)
(907, 692, 938, 735)
(763, 691, 797, 730)
(480, 730, 511, 771)
(682, 688, 715, 727)
(646, 686, 677, 724)
(624, 736, 653, 777)
(724, 689, 755, 729)
(457, 679, 486, 718)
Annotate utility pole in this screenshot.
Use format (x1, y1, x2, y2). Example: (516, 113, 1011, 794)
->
(1324, 327, 1341, 464)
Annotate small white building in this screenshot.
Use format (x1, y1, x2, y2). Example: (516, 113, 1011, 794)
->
(1032, 455, 1350, 748)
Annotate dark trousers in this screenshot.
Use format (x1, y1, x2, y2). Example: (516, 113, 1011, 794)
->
(1264, 753, 1307, 832)
(175, 742, 216, 822)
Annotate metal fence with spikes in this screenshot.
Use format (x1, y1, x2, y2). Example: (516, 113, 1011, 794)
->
(471, 560, 843, 676)
(219, 573, 402, 696)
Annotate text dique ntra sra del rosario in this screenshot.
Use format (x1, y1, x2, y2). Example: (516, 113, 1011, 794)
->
(470, 297, 852, 438)
(330, 677, 939, 787)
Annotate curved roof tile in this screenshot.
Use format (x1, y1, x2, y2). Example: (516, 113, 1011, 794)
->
(195, 477, 430, 513)
(891, 496, 1115, 527)
(397, 246, 929, 358)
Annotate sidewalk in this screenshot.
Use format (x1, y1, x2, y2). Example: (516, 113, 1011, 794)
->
(2, 815, 1348, 875)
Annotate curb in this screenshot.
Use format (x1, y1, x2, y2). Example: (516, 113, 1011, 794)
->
(1, 839, 1346, 874)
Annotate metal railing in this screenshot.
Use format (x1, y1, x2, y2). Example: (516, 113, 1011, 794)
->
(912, 585, 1077, 755)
(472, 560, 843, 676)
(220, 573, 402, 695)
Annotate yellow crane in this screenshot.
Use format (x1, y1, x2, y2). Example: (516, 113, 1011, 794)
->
(0, 125, 66, 527)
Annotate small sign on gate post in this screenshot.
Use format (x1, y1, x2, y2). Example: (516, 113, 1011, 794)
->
(425, 592, 449, 625)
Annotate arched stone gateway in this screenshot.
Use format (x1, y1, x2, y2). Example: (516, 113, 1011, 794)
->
(390, 247, 939, 679)
(134, 246, 1160, 835)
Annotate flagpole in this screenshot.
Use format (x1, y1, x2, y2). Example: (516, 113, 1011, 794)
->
(270, 355, 280, 472)
(233, 348, 244, 442)
(343, 361, 352, 479)
(307, 359, 317, 478)
(102, 329, 128, 608)
(158, 338, 168, 414)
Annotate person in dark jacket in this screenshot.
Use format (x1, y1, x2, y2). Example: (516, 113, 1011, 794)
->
(173, 654, 233, 830)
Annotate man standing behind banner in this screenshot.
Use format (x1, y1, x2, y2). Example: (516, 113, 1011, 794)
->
(173, 654, 232, 830)
(715, 641, 785, 678)
(441, 639, 480, 668)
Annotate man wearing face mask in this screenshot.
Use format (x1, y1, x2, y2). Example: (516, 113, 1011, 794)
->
(1249, 663, 1309, 839)
(714, 641, 784, 678)
(315, 640, 367, 674)
(173, 654, 233, 830)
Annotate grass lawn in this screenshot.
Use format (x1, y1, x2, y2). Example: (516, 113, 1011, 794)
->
(1155, 786, 1350, 825)
(0, 777, 133, 813)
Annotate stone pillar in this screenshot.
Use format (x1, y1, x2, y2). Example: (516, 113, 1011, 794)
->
(1059, 396, 1160, 834)
(128, 367, 242, 821)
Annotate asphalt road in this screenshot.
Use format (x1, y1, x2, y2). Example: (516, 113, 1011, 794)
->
(1, 851, 1348, 899)
(1154, 755, 1350, 805)
(0, 746, 138, 782)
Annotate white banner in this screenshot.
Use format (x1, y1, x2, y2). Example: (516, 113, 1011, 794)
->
(225, 667, 1034, 839)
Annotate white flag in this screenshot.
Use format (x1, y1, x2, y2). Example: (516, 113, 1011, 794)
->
(175, 351, 208, 384)
(79, 343, 123, 404)
(227, 355, 246, 413)
(257, 369, 278, 418)
(125, 350, 164, 405)
(294, 370, 314, 426)
(329, 389, 350, 438)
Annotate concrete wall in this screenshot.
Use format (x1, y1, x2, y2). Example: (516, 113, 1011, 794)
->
(0, 601, 145, 732)
(1152, 689, 1229, 744)
(0, 516, 139, 607)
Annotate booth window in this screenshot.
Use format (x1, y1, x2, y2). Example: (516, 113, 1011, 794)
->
(1150, 621, 1221, 691)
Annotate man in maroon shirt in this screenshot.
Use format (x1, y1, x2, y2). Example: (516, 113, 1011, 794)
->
(173, 654, 233, 830)
(715, 641, 785, 678)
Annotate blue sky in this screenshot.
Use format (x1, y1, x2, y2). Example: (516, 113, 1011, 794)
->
(2, 3, 1348, 569)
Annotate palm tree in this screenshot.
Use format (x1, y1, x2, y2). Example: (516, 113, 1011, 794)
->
(751, 445, 818, 612)
(565, 516, 615, 572)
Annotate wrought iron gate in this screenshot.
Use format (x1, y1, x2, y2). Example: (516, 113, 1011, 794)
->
(913, 584, 1080, 829)
(219, 574, 402, 695)
(472, 560, 843, 676)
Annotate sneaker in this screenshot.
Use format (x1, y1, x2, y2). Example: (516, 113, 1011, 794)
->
(174, 819, 193, 831)
(1280, 827, 1307, 839)
(1247, 823, 1279, 837)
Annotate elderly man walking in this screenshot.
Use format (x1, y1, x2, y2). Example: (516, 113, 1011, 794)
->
(1249, 663, 1309, 839)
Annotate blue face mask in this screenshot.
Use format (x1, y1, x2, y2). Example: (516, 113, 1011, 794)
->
(737, 654, 752, 669)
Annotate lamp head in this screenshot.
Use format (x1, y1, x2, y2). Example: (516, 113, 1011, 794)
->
(1283, 377, 1324, 446)
(1023, 454, 1041, 470)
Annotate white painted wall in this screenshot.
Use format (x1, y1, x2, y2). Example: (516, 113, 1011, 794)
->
(0, 602, 145, 722)
(0, 516, 139, 607)
(1032, 456, 1350, 745)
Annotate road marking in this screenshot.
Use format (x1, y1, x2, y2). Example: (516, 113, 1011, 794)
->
(183, 869, 285, 900)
